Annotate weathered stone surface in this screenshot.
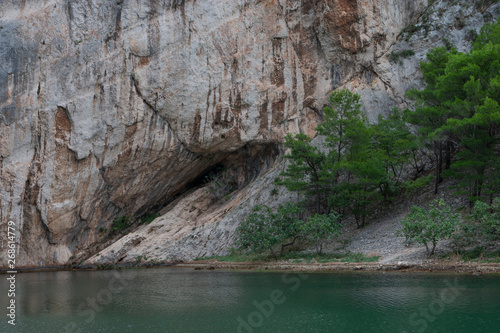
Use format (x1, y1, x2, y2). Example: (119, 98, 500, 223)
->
(1, 0, 497, 267)
(351, 0, 500, 121)
(87, 161, 295, 264)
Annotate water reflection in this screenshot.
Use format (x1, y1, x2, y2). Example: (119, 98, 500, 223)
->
(0, 269, 498, 333)
(15, 269, 247, 317)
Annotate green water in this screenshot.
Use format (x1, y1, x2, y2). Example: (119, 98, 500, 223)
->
(1, 268, 499, 332)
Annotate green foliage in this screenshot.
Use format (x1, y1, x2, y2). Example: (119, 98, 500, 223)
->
(450, 222, 481, 252)
(389, 49, 415, 63)
(446, 247, 500, 263)
(237, 203, 346, 257)
(472, 17, 500, 50)
(399, 199, 460, 256)
(301, 213, 341, 254)
(466, 29, 478, 42)
(340, 156, 384, 228)
(402, 174, 434, 193)
(236, 203, 303, 257)
(141, 213, 159, 225)
(279, 90, 429, 228)
(317, 90, 368, 163)
(279, 133, 327, 213)
(112, 216, 130, 233)
(406, 18, 500, 201)
(472, 199, 500, 239)
(370, 108, 420, 195)
(316, 89, 377, 226)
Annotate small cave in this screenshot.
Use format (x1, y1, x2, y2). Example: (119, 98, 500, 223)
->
(184, 163, 229, 191)
(138, 142, 283, 218)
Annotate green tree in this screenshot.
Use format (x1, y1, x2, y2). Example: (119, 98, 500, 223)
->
(342, 155, 385, 228)
(316, 89, 375, 219)
(279, 133, 327, 213)
(371, 108, 421, 194)
(301, 213, 342, 254)
(399, 199, 460, 256)
(317, 89, 368, 171)
(472, 17, 500, 51)
(406, 46, 458, 194)
(406, 18, 500, 202)
(472, 198, 500, 240)
(236, 203, 302, 257)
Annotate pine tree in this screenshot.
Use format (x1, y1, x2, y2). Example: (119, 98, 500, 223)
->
(279, 133, 327, 213)
(406, 18, 500, 202)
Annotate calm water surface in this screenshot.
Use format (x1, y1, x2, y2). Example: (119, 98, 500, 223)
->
(1, 268, 499, 332)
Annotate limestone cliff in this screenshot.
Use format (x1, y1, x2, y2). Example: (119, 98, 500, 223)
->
(1, 0, 498, 267)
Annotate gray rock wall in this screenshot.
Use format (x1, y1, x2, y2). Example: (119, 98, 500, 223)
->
(2, 0, 497, 266)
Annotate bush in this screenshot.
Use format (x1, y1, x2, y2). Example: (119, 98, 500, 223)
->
(450, 223, 481, 252)
(236, 203, 303, 257)
(473, 199, 500, 240)
(401, 174, 434, 194)
(141, 213, 159, 225)
(301, 213, 342, 254)
(112, 216, 130, 233)
(389, 49, 415, 63)
(399, 199, 460, 256)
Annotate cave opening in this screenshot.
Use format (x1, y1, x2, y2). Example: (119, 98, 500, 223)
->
(136, 143, 283, 223)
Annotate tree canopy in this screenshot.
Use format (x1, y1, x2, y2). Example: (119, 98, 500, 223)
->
(406, 18, 500, 203)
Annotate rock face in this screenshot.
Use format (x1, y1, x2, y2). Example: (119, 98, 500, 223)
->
(0, 0, 498, 267)
(87, 161, 295, 264)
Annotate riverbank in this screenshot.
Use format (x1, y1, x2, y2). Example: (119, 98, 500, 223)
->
(2, 259, 500, 274)
(178, 260, 500, 274)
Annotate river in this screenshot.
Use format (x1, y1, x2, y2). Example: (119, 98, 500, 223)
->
(1, 268, 499, 332)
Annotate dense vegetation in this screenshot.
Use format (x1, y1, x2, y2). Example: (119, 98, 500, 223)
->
(236, 204, 341, 256)
(406, 18, 500, 204)
(235, 18, 500, 259)
(399, 199, 460, 256)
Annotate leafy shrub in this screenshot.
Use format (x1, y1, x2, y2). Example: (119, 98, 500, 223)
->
(141, 213, 159, 225)
(403, 25, 420, 35)
(399, 199, 460, 256)
(301, 213, 342, 254)
(450, 223, 480, 252)
(473, 199, 500, 240)
(389, 49, 415, 63)
(236, 203, 303, 257)
(112, 216, 130, 233)
(402, 174, 434, 193)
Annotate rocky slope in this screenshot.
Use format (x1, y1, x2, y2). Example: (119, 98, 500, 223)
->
(1, 0, 499, 267)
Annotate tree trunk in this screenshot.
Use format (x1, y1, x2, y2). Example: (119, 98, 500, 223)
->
(430, 241, 437, 256)
(315, 184, 321, 214)
(470, 167, 485, 208)
(444, 141, 453, 170)
(269, 247, 277, 258)
(280, 236, 300, 256)
(434, 142, 443, 194)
